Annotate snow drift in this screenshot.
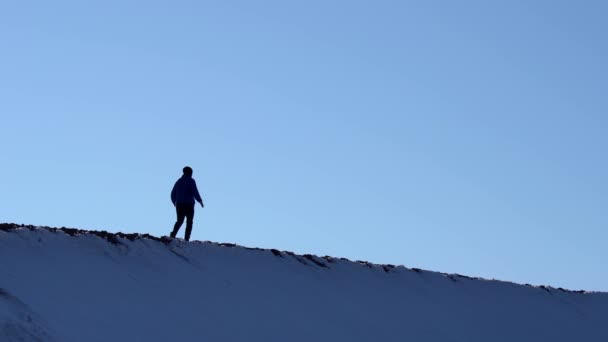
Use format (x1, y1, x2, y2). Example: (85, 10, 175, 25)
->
(0, 223, 607, 342)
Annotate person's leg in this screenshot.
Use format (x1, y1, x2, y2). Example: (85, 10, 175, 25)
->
(171, 204, 186, 238)
(184, 204, 195, 241)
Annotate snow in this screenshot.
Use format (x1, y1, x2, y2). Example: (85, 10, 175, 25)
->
(0, 224, 607, 341)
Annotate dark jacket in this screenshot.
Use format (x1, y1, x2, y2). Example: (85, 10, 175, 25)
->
(171, 175, 203, 205)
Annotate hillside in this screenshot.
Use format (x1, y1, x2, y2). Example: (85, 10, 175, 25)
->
(1, 223, 607, 342)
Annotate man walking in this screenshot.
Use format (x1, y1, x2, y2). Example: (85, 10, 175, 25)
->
(170, 166, 204, 241)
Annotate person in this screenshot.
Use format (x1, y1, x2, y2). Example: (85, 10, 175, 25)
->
(170, 166, 204, 241)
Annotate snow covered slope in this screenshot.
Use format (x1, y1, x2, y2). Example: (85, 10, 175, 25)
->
(0, 224, 606, 342)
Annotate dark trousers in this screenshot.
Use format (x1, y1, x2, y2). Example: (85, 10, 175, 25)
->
(171, 203, 195, 241)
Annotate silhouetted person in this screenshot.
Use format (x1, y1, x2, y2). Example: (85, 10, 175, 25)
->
(170, 166, 204, 241)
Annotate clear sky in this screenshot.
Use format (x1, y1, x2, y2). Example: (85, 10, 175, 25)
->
(1, 1, 607, 291)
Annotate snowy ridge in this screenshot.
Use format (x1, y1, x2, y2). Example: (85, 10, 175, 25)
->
(0, 223, 593, 294)
(1, 223, 607, 342)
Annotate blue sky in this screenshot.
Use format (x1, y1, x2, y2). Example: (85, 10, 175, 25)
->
(1, 1, 607, 291)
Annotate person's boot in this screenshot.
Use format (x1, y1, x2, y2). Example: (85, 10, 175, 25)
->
(170, 224, 179, 238)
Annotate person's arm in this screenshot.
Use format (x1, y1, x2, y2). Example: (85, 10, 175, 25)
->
(170, 182, 177, 206)
(192, 179, 204, 208)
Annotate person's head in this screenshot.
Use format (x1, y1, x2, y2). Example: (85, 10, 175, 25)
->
(183, 166, 193, 176)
